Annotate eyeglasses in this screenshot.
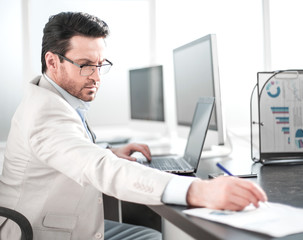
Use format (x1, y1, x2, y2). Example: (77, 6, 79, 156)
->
(55, 53, 113, 76)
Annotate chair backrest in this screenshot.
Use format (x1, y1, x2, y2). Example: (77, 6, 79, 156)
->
(0, 207, 33, 240)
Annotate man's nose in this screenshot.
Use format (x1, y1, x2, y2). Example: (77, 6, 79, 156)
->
(90, 67, 101, 83)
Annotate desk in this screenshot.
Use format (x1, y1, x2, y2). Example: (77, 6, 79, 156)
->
(147, 135, 303, 240)
(101, 131, 303, 239)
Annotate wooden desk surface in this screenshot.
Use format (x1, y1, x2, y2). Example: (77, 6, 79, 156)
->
(149, 136, 303, 240)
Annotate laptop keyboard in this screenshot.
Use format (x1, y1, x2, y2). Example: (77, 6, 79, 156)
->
(139, 157, 191, 171)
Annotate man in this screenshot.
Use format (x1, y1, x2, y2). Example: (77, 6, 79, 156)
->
(0, 12, 267, 240)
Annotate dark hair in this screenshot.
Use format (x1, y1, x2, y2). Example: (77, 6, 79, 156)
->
(41, 12, 109, 73)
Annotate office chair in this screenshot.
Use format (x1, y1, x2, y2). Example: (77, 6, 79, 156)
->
(0, 206, 33, 240)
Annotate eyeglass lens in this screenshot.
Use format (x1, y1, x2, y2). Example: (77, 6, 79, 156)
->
(80, 64, 111, 76)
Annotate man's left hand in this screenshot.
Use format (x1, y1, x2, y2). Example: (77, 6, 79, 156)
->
(110, 143, 151, 161)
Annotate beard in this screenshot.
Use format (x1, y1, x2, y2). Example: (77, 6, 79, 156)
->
(58, 66, 100, 102)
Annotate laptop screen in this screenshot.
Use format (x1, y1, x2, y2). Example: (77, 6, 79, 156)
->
(184, 97, 215, 168)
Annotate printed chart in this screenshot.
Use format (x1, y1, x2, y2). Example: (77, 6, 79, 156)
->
(260, 73, 303, 152)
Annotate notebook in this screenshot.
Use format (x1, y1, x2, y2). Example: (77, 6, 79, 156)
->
(136, 97, 215, 174)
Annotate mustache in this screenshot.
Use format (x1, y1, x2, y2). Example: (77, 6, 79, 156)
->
(84, 80, 100, 88)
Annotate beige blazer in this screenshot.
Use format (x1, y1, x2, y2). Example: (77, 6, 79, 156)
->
(0, 76, 174, 240)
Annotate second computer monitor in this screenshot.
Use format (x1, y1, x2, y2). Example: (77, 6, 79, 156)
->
(129, 65, 164, 122)
(128, 65, 168, 139)
(173, 34, 226, 147)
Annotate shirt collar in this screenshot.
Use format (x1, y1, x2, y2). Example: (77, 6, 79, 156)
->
(43, 73, 90, 115)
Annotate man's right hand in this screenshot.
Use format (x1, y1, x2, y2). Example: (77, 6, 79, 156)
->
(186, 176, 268, 211)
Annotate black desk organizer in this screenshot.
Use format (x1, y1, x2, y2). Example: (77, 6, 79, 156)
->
(250, 70, 303, 164)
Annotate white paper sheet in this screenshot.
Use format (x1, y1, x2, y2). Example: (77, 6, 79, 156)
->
(183, 202, 303, 237)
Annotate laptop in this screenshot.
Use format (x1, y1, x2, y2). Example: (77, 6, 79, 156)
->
(136, 97, 215, 174)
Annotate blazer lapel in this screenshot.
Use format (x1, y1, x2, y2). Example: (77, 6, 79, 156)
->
(36, 75, 63, 98)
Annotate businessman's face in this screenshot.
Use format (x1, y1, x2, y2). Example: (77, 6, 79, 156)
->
(50, 36, 107, 102)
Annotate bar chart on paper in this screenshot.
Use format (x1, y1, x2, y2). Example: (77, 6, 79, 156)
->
(295, 129, 303, 148)
(259, 73, 303, 153)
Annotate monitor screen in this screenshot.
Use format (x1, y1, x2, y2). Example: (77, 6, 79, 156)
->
(173, 34, 225, 146)
(129, 65, 165, 122)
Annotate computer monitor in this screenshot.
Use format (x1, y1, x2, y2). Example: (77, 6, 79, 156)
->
(173, 34, 226, 149)
(128, 65, 168, 140)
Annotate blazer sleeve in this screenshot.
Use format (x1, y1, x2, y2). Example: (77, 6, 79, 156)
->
(27, 86, 174, 205)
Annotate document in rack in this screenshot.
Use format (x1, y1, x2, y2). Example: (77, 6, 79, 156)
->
(183, 202, 303, 237)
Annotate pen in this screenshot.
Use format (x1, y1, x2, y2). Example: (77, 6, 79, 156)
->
(216, 162, 234, 176)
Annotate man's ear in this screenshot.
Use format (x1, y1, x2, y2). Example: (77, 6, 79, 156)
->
(45, 52, 59, 72)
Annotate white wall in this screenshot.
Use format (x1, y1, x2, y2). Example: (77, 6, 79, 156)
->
(0, 0, 23, 141)
(155, 0, 264, 136)
(2, 0, 303, 142)
(270, 0, 303, 70)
